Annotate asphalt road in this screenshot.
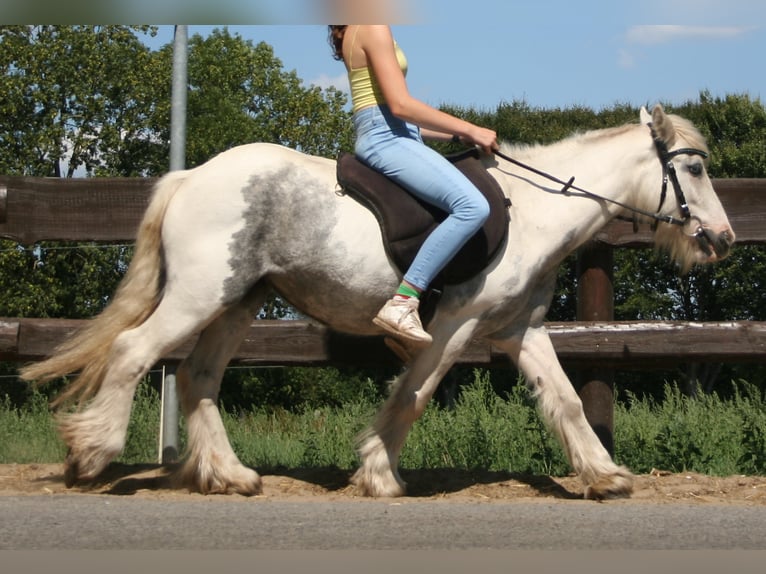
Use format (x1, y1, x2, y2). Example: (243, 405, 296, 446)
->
(2, 495, 765, 550)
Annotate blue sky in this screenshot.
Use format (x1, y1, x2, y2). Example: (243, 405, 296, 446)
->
(139, 0, 765, 112)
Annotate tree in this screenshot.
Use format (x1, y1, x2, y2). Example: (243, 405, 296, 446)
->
(2, 26, 765, 408)
(0, 25, 354, 323)
(662, 93, 766, 393)
(0, 26, 354, 405)
(148, 28, 352, 169)
(0, 25, 164, 324)
(449, 96, 766, 398)
(0, 25, 165, 178)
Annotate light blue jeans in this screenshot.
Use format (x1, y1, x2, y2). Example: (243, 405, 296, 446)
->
(353, 104, 490, 291)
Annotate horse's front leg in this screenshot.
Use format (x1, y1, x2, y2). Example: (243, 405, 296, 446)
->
(491, 326, 634, 499)
(352, 322, 476, 497)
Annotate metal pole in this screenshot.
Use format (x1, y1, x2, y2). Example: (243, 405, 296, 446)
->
(170, 25, 188, 172)
(160, 25, 188, 464)
(160, 364, 179, 463)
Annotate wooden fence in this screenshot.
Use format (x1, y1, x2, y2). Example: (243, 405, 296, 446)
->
(1, 175, 766, 455)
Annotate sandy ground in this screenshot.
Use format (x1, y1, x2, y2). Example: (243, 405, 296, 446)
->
(1, 463, 766, 505)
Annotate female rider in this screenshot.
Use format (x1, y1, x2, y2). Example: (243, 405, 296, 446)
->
(328, 25, 499, 348)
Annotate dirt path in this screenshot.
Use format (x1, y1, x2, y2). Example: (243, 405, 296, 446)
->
(2, 463, 766, 505)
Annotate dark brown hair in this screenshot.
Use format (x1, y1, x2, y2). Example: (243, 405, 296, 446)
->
(327, 25, 347, 61)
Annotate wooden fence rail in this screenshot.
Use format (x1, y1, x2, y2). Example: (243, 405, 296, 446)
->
(2, 176, 765, 244)
(2, 176, 766, 455)
(3, 317, 766, 367)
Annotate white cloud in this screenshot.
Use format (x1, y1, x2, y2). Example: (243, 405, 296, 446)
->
(310, 72, 349, 93)
(625, 25, 754, 45)
(618, 49, 636, 69)
(637, 0, 766, 24)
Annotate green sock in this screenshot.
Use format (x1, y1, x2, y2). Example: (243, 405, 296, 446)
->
(396, 283, 421, 299)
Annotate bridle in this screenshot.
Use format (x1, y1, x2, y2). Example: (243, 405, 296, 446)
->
(648, 123, 709, 227)
(492, 124, 710, 232)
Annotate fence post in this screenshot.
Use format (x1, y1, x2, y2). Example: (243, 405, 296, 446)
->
(575, 241, 615, 456)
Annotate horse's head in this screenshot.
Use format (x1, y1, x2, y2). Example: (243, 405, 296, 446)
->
(639, 104, 735, 272)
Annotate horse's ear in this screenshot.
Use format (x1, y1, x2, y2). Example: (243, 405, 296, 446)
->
(639, 106, 652, 125)
(650, 104, 676, 146)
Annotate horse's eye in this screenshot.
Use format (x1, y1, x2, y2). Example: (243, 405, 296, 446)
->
(688, 162, 703, 177)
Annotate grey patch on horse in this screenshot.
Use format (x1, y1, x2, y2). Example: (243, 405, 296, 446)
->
(221, 166, 343, 306)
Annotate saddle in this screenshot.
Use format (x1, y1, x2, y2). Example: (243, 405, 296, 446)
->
(336, 148, 511, 288)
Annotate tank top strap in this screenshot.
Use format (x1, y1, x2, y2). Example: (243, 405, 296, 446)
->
(347, 25, 362, 71)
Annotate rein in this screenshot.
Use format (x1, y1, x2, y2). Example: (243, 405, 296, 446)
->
(492, 125, 709, 230)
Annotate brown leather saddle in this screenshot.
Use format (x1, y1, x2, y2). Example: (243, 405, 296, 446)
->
(336, 148, 511, 289)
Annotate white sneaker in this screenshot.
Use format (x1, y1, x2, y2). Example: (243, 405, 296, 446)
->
(372, 296, 433, 347)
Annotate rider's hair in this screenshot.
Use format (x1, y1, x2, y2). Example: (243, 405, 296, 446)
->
(327, 25, 347, 61)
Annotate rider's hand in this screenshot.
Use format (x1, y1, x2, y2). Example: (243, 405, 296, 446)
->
(467, 126, 499, 155)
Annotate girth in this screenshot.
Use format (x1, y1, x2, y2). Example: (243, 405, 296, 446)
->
(336, 148, 511, 287)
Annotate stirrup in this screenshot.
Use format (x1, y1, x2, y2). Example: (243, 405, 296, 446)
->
(384, 337, 415, 364)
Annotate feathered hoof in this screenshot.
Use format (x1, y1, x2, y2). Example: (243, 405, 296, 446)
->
(62, 447, 114, 488)
(174, 459, 263, 496)
(350, 466, 407, 498)
(63, 451, 80, 488)
(583, 466, 635, 500)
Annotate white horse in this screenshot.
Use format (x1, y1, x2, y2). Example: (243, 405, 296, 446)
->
(21, 105, 734, 499)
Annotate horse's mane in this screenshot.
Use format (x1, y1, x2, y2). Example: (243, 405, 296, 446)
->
(665, 113, 709, 156)
(498, 113, 709, 158)
(497, 123, 627, 155)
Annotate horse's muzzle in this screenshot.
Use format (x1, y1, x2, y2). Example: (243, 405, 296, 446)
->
(695, 227, 735, 260)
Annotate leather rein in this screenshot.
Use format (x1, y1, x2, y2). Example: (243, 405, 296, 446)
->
(492, 124, 709, 232)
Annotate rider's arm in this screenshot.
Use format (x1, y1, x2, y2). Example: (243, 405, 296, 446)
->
(359, 25, 498, 154)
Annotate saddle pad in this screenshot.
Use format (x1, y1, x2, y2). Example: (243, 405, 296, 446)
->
(336, 148, 511, 286)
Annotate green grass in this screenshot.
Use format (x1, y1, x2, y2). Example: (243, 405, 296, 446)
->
(614, 382, 766, 475)
(2, 372, 765, 477)
(0, 391, 66, 463)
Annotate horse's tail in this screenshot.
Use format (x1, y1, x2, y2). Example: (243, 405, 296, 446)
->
(19, 170, 188, 406)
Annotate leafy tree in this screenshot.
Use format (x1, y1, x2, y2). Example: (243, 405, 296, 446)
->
(447, 95, 766, 398)
(0, 26, 353, 406)
(0, 25, 164, 178)
(1, 25, 764, 408)
(149, 28, 352, 169)
(662, 93, 766, 393)
(0, 25, 164, 325)
(0, 25, 353, 323)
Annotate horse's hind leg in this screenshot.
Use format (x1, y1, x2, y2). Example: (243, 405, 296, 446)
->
(492, 327, 634, 499)
(60, 290, 233, 486)
(174, 287, 269, 495)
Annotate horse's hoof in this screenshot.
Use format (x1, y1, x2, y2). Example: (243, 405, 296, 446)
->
(175, 460, 263, 496)
(583, 468, 634, 500)
(219, 468, 263, 496)
(350, 466, 406, 498)
(63, 450, 80, 488)
(63, 463, 78, 488)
